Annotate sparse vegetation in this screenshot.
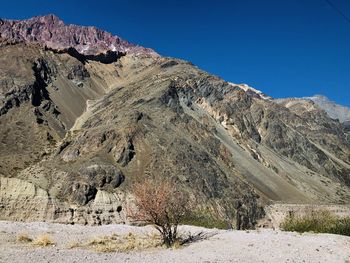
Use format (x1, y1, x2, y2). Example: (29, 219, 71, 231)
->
(66, 241, 80, 249)
(280, 210, 350, 236)
(69, 232, 162, 252)
(65, 231, 214, 253)
(128, 180, 190, 247)
(16, 233, 32, 243)
(181, 211, 229, 229)
(32, 234, 55, 247)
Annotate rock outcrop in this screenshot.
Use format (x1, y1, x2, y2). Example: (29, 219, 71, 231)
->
(0, 177, 125, 225)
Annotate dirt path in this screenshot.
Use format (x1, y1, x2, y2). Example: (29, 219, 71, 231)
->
(0, 221, 349, 263)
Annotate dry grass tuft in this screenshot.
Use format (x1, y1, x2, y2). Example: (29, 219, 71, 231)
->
(16, 233, 32, 243)
(171, 240, 182, 249)
(66, 241, 81, 249)
(65, 231, 208, 252)
(82, 232, 162, 253)
(32, 234, 55, 247)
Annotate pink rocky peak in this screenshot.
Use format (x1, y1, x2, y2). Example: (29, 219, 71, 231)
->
(0, 14, 158, 56)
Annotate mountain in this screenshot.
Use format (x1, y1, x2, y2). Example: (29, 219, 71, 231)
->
(304, 95, 350, 126)
(0, 14, 156, 56)
(0, 15, 349, 227)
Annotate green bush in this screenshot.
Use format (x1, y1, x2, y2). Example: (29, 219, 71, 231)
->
(180, 211, 229, 229)
(280, 210, 350, 236)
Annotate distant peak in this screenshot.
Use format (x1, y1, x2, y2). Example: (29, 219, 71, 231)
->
(34, 14, 64, 24)
(303, 94, 350, 123)
(305, 94, 329, 101)
(35, 14, 61, 20)
(0, 14, 158, 57)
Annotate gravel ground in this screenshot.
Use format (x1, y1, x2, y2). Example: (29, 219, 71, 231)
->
(0, 220, 349, 263)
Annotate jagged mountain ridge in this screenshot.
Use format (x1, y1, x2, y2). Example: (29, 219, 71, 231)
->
(0, 14, 157, 56)
(0, 15, 349, 227)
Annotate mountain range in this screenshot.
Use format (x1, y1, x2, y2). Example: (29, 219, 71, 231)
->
(0, 15, 349, 227)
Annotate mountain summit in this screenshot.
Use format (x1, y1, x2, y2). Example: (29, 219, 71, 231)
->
(303, 95, 350, 124)
(0, 15, 349, 227)
(0, 14, 157, 56)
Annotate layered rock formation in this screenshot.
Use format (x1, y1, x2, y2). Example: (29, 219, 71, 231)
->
(0, 15, 349, 227)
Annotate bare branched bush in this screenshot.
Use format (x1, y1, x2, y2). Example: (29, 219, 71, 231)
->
(128, 180, 190, 247)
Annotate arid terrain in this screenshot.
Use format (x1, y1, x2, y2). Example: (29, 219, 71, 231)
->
(0, 220, 349, 263)
(0, 15, 349, 228)
(0, 14, 350, 262)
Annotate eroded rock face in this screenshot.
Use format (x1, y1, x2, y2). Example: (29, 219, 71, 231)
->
(0, 177, 125, 225)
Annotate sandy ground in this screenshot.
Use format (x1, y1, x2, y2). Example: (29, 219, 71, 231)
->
(0, 220, 349, 263)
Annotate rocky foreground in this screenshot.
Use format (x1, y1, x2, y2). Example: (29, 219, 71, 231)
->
(0, 220, 349, 263)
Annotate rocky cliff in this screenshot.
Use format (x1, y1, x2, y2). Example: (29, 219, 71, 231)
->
(0, 15, 349, 227)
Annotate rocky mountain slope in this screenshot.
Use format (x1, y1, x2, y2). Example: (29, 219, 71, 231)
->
(0, 15, 349, 227)
(304, 95, 350, 129)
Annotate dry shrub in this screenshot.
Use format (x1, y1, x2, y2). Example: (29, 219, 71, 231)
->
(16, 233, 32, 243)
(33, 234, 55, 247)
(128, 180, 190, 247)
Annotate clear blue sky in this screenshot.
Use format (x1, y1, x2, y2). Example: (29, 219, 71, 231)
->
(1, 0, 350, 106)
